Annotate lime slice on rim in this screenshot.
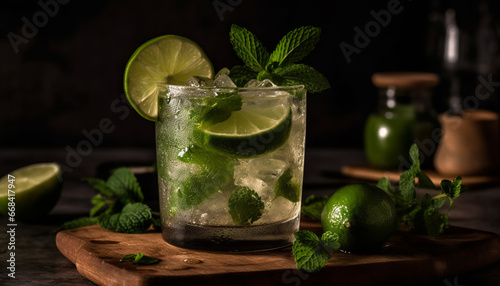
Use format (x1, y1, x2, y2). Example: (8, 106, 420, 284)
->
(195, 104, 292, 157)
(124, 35, 214, 121)
(0, 163, 63, 222)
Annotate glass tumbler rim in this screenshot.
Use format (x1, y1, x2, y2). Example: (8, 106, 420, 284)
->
(157, 82, 305, 98)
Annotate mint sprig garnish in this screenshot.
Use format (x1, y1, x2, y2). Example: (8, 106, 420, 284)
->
(55, 167, 160, 234)
(292, 230, 340, 273)
(229, 25, 330, 93)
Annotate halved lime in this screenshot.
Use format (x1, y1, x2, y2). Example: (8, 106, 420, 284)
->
(195, 104, 292, 157)
(0, 163, 63, 222)
(124, 35, 214, 121)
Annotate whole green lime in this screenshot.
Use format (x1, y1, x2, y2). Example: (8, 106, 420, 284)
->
(321, 183, 397, 253)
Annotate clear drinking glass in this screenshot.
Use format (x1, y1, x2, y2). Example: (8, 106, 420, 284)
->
(156, 83, 306, 252)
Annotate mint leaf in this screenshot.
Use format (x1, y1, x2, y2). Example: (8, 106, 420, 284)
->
(431, 194, 447, 209)
(99, 202, 152, 234)
(320, 231, 341, 252)
(120, 254, 137, 262)
(398, 144, 422, 201)
(121, 253, 160, 265)
(301, 194, 329, 221)
(178, 145, 235, 173)
(53, 216, 99, 232)
(190, 92, 242, 128)
(228, 186, 264, 226)
(230, 24, 269, 72)
(441, 176, 463, 200)
(229, 65, 258, 87)
(409, 205, 448, 238)
(423, 208, 448, 237)
(399, 170, 417, 202)
(268, 26, 321, 69)
(134, 252, 144, 263)
(292, 230, 339, 273)
(169, 158, 234, 216)
(90, 194, 114, 217)
(409, 143, 421, 170)
(420, 193, 433, 208)
(136, 254, 160, 265)
(106, 167, 144, 204)
(83, 177, 115, 197)
(274, 168, 301, 203)
(376, 177, 396, 195)
(416, 171, 436, 190)
(273, 64, 330, 93)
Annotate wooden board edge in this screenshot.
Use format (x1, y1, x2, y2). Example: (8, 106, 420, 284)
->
(56, 228, 88, 264)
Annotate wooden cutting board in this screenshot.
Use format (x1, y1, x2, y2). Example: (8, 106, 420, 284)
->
(56, 220, 500, 286)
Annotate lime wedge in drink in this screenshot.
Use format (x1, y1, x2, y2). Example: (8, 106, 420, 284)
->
(124, 35, 214, 121)
(195, 104, 292, 157)
(0, 163, 63, 222)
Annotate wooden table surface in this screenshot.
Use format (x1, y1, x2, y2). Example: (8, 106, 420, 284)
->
(1, 147, 499, 285)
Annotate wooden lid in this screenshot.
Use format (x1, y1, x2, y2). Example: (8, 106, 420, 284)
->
(371, 72, 439, 89)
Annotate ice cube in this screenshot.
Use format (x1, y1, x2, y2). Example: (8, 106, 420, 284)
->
(244, 79, 277, 88)
(252, 158, 288, 181)
(187, 76, 214, 87)
(258, 79, 277, 88)
(215, 67, 231, 77)
(260, 196, 299, 223)
(214, 73, 237, 88)
(191, 188, 233, 225)
(244, 79, 260, 88)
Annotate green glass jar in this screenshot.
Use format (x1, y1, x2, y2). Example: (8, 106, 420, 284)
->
(364, 72, 440, 169)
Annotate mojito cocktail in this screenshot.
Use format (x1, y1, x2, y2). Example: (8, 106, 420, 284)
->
(122, 25, 329, 252)
(156, 82, 306, 251)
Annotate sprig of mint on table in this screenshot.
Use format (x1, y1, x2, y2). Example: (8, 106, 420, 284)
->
(229, 24, 330, 93)
(294, 144, 465, 273)
(376, 144, 465, 237)
(55, 167, 159, 234)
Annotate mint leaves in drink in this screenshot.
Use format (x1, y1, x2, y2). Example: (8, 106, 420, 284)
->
(274, 168, 301, 203)
(228, 186, 265, 226)
(229, 25, 330, 93)
(190, 91, 243, 128)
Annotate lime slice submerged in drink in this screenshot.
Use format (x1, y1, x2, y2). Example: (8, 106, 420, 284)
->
(195, 103, 292, 157)
(0, 163, 63, 222)
(124, 35, 214, 121)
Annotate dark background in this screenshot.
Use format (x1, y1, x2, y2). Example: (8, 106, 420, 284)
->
(1, 0, 499, 150)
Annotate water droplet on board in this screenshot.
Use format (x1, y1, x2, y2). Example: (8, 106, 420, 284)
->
(183, 258, 203, 264)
